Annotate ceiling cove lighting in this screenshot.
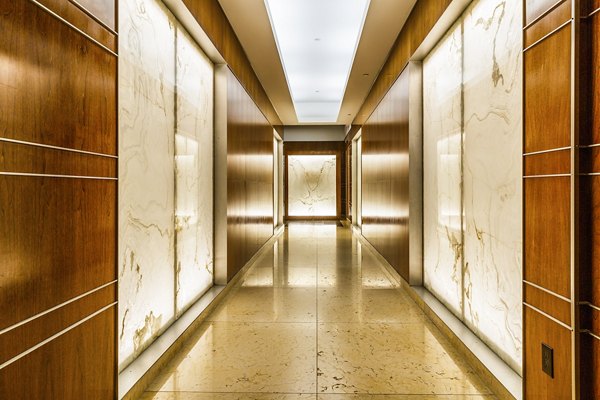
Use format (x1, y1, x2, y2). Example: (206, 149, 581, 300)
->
(265, 0, 370, 123)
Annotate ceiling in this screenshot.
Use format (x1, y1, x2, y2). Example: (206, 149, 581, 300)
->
(217, 0, 417, 126)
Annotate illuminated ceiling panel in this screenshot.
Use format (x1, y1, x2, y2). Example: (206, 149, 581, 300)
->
(264, 0, 370, 122)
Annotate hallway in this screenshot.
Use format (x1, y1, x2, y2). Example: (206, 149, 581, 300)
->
(141, 223, 495, 399)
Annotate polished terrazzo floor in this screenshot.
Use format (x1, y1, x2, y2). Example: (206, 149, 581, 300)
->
(141, 223, 496, 399)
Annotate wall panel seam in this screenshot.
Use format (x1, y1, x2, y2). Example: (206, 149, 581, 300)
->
(0, 172, 117, 180)
(524, 302, 574, 330)
(523, 173, 571, 178)
(0, 138, 119, 159)
(27, 0, 118, 57)
(0, 280, 118, 335)
(523, 0, 567, 30)
(523, 146, 571, 156)
(524, 279, 572, 302)
(523, 19, 572, 53)
(0, 302, 117, 371)
(66, 0, 117, 34)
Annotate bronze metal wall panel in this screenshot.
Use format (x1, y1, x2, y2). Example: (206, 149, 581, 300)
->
(361, 68, 410, 280)
(226, 70, 274, 281)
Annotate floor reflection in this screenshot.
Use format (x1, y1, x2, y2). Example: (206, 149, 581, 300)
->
(142, 223, 496, 399)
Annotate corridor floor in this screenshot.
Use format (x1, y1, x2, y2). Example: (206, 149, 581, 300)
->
(141, 223, 496, 399)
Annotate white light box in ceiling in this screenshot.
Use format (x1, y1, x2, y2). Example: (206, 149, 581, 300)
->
(265, 0, 370, 123)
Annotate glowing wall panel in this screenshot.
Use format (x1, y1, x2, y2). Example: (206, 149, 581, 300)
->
(119, 0, 214, 370)
(174, 28, 214, 314)
(288, 155, 336, 217)
(423, 0, 522, 372)
(423, 21, 464, 317)
(119, 0, 176, 370)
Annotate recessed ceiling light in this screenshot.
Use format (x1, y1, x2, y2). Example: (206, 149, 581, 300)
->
(265, 0, 371, 123)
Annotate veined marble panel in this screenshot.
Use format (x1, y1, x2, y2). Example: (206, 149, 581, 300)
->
(288, 155, 337, 217)
(462, 0, 522, 371)
(423, 22, 464, 317)
(118, 0, 177, 370)
(175, 27, 214, 315)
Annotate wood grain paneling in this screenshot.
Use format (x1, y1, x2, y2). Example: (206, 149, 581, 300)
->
(526, 0, 568, 25)
(353, 0, 452, 125)
(581, 305, 600, 336)
(0, 176, 116, 330)
(182, 0, 282, 126)
(283, 141, 345, 220)
(580, 334, 600, 399)
(524, 0, 572, 47)
(74, 0, 116, 30)
(524, 149, 571, 176)
(524, 306, 572, 399)
(0, 0, 117, 397)
(524, 282, 571, 326)
(0, 141, 116, 177)
(0, 306, 117, 400)
(580, 177, 600, 305)
(361, 68, 410, 280)
(524, 177, 571, 299)
(36, 0, 117, 50)
(226, 69, 274, 281)
(581, 9, 600, 146)
(524, 24, 571, 153)
(0, 283, 116, 365)
(0, 0, 117, 155)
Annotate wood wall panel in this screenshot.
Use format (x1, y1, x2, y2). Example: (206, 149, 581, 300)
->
(0, 0, 117, 156)
(580, 8, 600, 399)
(182, 0, 282, 127)
(524, 306, 572, 399)
(0, 176, 116, 330)
(73, 0, 116, 30)
(0, 0, 117, 397)
(526, 0, 569, 25)
(0, 306, 117, 400)
(361, 68, 409, 280)
(36, 0, 117, 50)
(353, 0, 452, 125)
(524, 0, 572, 47)
(580, 334, 600, 398)
(524, 177, 571, 299)
(524, 149, 571, 176)
(226, 69, 274, 281)
(524, 24, 571, 153)
(0, 141, 116, 177)
(283, 141, 345, 220)
(0, 283, 116, 365)
(524, 283, 571, 326)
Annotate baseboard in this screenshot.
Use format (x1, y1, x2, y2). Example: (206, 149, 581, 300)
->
(352, 229, 522, 400)
(119, 226, 286, 399)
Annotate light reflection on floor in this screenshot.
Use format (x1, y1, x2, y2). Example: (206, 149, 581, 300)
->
(141, 223, 496, 399)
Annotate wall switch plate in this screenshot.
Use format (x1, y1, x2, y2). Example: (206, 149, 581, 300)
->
(542, 343, 554, 378)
